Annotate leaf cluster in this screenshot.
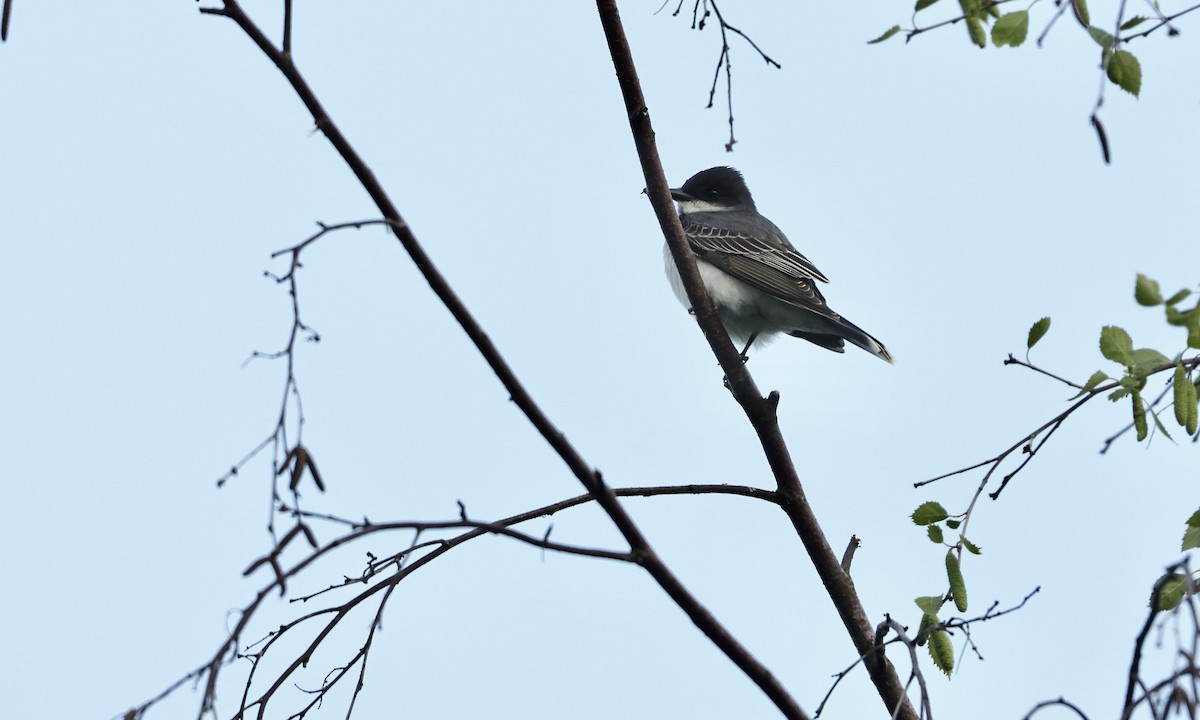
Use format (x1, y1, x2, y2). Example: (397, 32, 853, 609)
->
(1073, 276, 1200, 443)
(910, 501, 982, 675)
(1024, 276, 1200, 445)
(1152, 513, 1200, 612)
(870, 0, 1145, 97)
(1024, 277, 1200, 641)
(909, 274, 1199, 681)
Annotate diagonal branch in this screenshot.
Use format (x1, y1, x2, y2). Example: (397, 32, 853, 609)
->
(126, 482, 784, 719)
(1, 0, 12, 42)
(190, 10, 767, 713)
(595, 2, 917, 719)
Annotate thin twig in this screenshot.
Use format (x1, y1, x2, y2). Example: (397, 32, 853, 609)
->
(676, 0, 779, 151)
(1004, 354, 1084, 389)
(1020, 697, 1092, 720)
(1123, 0, 1199, 40)
(904, 0, 1014, 42)
(130, 476, 786, 717)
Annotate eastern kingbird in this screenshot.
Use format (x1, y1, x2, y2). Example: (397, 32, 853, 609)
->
(665, 167, 893, 363)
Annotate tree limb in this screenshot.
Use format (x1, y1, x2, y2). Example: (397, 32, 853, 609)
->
(595, 1, 917, 718)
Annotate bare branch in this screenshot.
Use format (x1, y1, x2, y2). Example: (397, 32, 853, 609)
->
(1122, 1, 1200, 40)
(919, 355, 1200, 502)
(195, 3, 810, 714)
(1004, 354, 1085, 390)
(131, 475, 787, 718)
(1, 0, 12, 41)
(673, 0, 780, 151)
(599, 1, 917, 717)
(1021, 697, 1092, 720)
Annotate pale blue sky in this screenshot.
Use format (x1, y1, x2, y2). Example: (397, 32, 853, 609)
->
(3, 2, 1199, 719)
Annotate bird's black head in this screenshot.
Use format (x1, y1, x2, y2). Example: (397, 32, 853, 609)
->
(670, 166, 755, 212)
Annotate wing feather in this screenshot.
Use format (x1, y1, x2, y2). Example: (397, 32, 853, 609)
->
(680, 214, 838, 317)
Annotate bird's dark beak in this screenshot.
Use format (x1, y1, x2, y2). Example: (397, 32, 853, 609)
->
(669, 187, 691, 202)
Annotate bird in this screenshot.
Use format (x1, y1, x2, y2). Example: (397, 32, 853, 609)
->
(664, 166, 893, 363)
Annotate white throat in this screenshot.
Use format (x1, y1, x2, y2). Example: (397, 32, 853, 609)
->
(675, 198, 735, 215)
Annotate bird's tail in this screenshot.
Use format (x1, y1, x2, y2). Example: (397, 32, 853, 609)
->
(788, 318, 894, 363)
(838, 317, 894, 363)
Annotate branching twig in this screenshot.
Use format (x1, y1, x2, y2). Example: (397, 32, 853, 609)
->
(1122, 1, 1199, 40)
(916, 389, 1088, 496)
(128, 478, 786, 719)
(1117, 560, 1200, 718)
(1121, 567, 1182, 720)
(816, 588, 1038, 718)
(186, 15, 741, 691)
(919, 355, 1200, 499)
(218, 221, 392, 548)
(671, 0, 780, 151)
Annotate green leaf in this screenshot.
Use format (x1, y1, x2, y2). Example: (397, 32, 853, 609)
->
(915, 595, 945, 615)
(1088, 26, 1115, 48)
(1108, 387, 1131, 402)
(1108, 50, 1142, 98)
(1027, 317, 1051, 350)
(962, 537, 982, 555)
(1120, 15, 1149, 30)
(1166, 306, 1198, 327)
(912, 501, 950, 526)
(1154, 574, 1187, 610)
(1187, 508, 1200, 527)
(868, 25, 903, 44)
(1183, 525, 1200, 551)
(1100, 326, 1134, 364)
(946, 551, 968, 612)
(1133, 390, 1148, 441)
(1071, 0, 1090, 27)
(1135, 274, 1163, 306)
(1190, 324, 1200, 350)
(915, 0, 942, 10)
(1071, 370, 1110, 399)
(1130, 348, 1170, 371)
(991, 11, 1030, 47)
(1165, 288, 1192, 307)
(945, 519, 961, 529)
(927, 524, 945, 543)
(1150, 406, 1173, 441)
(928, 629, 955, 675)
(1174, 364, 1192, 426)
(966, 16, 988, 47)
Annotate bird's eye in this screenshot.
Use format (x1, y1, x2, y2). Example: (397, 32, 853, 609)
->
(709, 189, 719, 198)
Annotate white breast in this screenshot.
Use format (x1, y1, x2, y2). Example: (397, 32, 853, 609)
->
(663, 242, 764, 344)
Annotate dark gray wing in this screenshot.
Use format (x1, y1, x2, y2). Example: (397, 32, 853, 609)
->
(680, 211, 838, 316)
